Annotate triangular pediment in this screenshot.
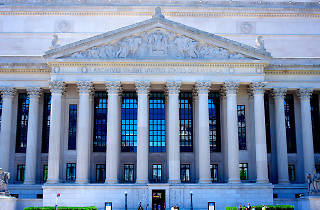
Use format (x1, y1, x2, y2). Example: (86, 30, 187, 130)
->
(44, 8, 271, 61)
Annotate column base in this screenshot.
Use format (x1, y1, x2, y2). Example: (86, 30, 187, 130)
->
(46, 179, 60, 184)
(278, 179, 290, 184)
(198, 179, 212, 184)
(228, 178, 241, 184)
(23, 180, 36, 185)
(256, 179, 270, 184)
(168, 180, 181, 184)
(76, 179, 89, 184)
(105, 179, 118, 184)
(136, 179, 148, 184)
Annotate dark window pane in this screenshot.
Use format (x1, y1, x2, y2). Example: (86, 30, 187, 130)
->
(124, 164, 134, 183)
(180, 164, 190, 182)
(149, 92, 165, 152)
(17, 164, 25, 182)
(41, 93, 51, 153)
(179, 92, 193, 152)
(94, 92, 108, 152)
(288, 164, 295, 182)
(209, 92, 221, 152)
(311, 94, 320, 153)
(284, 94, 297, 153)
(96, 164, 106, 183)
(152, 164, 162, 183)
(66, 163, 76, 182)
(16, 93, 29, 153)
(239, 163, 248, 180)
(210, 164, 218, 182)
(237, 105, 246, 150)
(68, 104, 77, 150)
(0, 95, 2, 129)
(43, 164, 48, 183)
(264, 94, 271, 153)
(121, 92, 137, 152)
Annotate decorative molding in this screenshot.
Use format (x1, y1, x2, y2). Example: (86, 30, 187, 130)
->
(0, 87, 16, 97)
(106, 81, 121, 94)
(26, 87, 42, 98)
(223, 81, 239, 95)
(166, 81, 181, 94)
(135, 80, 150, 95)
(49, 81, 65, 94)
(272, 88, 287, 99)
(250, 82, 265, 95)
(195, 81, 211, 95)
(77, 81, 93, 94)
(297, 88, 313, 100)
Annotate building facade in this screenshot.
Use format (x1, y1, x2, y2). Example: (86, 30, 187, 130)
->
(0, 1, 320, 210)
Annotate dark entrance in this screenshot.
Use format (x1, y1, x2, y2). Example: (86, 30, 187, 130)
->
(152, 190, 165, 210)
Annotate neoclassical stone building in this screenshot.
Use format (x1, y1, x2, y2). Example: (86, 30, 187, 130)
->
(0, 1, 320, 210)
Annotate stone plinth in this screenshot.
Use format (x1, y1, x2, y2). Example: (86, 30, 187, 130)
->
(0, 195, 17, 210)
(298, 196, 320, 210)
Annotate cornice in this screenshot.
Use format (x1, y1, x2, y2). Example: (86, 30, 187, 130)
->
(265, 70, 320, 75)
(0, 63, 50, 73)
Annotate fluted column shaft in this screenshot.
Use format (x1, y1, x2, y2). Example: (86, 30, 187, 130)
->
(105, 81, 121, 184)
(273, 88, 289, 184)
(167, 81, 181, 183)
(24, 88, 41, 184)
(136, 81, 150, 184)
(196, 81, 211, 183)
(0, 87, 16, 171)
(298, 88, 315, 175)
(47, 81, 65, 184)
(224, 82, 240, 183)
(250, 83, 269, 183)
(76, 81, 93, 184)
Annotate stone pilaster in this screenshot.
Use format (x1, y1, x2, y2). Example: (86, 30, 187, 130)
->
(136, 80, 150, 184)
(297, 88, 315, 176)
(195, 81, 211, 183)
(272, 88, 289, 184)
(223, 81, 240, 183)
(105, 81, 121, 184)
(0, 87, 16, 172)
(166, 81, 181, 183)
(250, 82, 269, 183)
(47, 81, 65, 184)
(76, 81, 93, 184)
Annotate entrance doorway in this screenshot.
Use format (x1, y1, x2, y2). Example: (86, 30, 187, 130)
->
(152, 190, 165, 210)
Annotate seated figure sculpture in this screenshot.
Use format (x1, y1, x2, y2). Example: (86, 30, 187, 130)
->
(0, 168, 10, 196)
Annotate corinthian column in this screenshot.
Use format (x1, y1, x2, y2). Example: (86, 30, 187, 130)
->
(105, 81, 121, 184)
(24, 87, 42, 184)
(167, 81, 181, 183)
(47, 81, 65, 184)
(0, 87, 16, 172)
(273, 88, 289, 184)
(250, 82, 269, 183)
(298, 88, 315, 175)
(136, 81, 150, 184)
(195, 81, 211, 183)
(76, 81, 93, 184)
(224, 81, 240, 183)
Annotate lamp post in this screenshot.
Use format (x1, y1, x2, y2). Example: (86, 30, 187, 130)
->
(190, 191, 193, 210)
(125, 191, 128, 210)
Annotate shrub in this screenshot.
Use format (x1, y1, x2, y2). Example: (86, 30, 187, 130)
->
(24, 207, 97, 210)
(225, 205, 294, 210)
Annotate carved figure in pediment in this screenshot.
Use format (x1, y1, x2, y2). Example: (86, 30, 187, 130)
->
(174, 36, 199, 58)
(117, 36, 142, 58)
(147, 30, 169, 55)
(103, 45, 117, 58)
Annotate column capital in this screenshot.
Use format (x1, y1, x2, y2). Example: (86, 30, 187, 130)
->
(297, 88, 313, 100)
(250, 82, 266, 95)
(223, 81, 239, 95)
(272, 88, 287, 99)
(49, 81, 65, 94)
(27, 87, 42, 98)
(135, 80, 150, 95)
(166, 81, 181, 95)
(106, 81, 121, 94)
(0, 87, 16, 98)
(77, 81, 93, 94)
(195, 81, 211, 95)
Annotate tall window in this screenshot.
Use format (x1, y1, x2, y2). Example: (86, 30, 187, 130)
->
(16, 93, 29, 153)
(210, 164, 218, 183)
(179, 92, 193, 152)
(0, 95, 2, 129)
(264, 94, 272, 153)
(180, 164, 190, 182)
(124, 164, 134, 183)
(237, 105, 246, 150)
(284, 94, 296, 153)
(96, 164, 106, 183)
(43, 164, 48, 183)
(66, 163, 76, 182)
(149, 92, 165, 152)
(311, 94, 320, 153)
(68, 104, 77, 150)
(239, 163, 248, 180)
(121, 92, 137, 152)
(94, 92, 108, 152)
(17, 164, 25, 182)
(288, 164, 295, 182)
(209, 92, 221, 152)
(152, 164, 162, 183)
(41, 93, 51, 153)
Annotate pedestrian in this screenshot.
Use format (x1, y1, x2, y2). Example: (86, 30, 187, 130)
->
(138, 202, 143, 210)
(262, 205, 266, 210)
(252, 206, 255, 210)
(246, 203, 251, 210)
(146, 204, 149, 210)
(171, 206, 175, 210)
(238, 204, 242, 210)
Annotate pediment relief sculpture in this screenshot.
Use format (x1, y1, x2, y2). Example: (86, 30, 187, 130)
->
(61, 29, 253, 60)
